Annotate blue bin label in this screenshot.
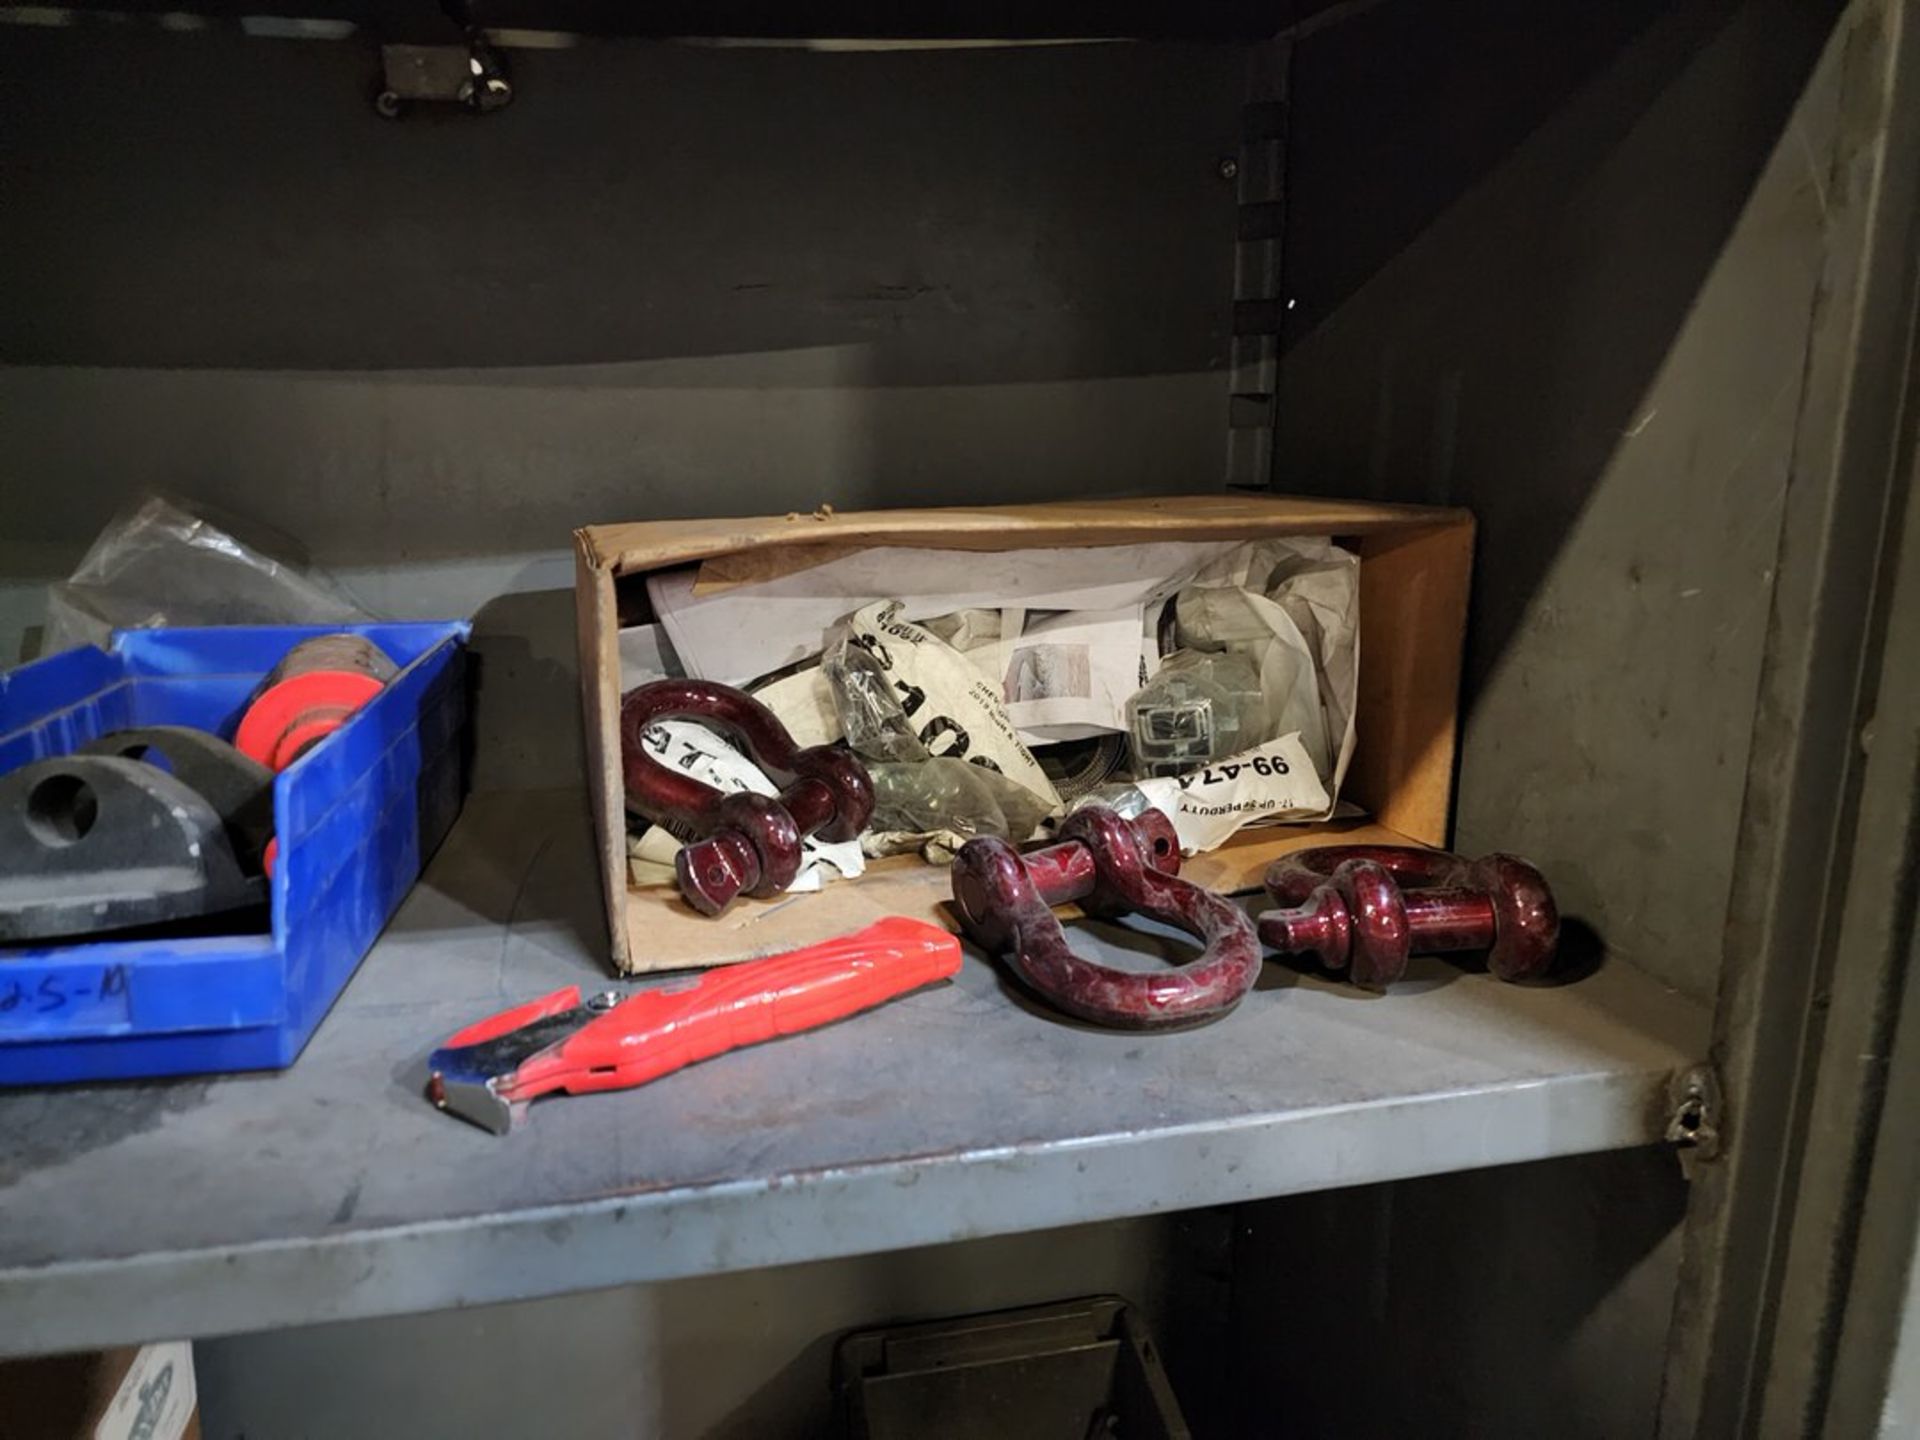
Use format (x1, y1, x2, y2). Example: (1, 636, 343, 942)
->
(0, 963, 131, 1033)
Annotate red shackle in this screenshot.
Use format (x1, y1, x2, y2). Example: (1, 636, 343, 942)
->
(951, 806, 1262, 1029)
(1259, 846, 1558, 988)
(981, 806, 1183, 902)
(620, 680, 875, 916)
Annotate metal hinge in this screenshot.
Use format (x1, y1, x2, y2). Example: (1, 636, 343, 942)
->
(1223, 40, 1288, 491)
(1667, 1064, 1725, 1179)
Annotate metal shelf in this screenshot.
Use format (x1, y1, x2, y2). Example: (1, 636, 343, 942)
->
(0, 789, 1706, 1357)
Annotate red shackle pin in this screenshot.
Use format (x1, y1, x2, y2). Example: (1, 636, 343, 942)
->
(951, 805, 1262, 1029)
(620, 679, 875, 917)
(1259, 846, 1558, 988)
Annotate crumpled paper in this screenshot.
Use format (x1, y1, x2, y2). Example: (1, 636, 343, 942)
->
(1172, 537, 1359, 799)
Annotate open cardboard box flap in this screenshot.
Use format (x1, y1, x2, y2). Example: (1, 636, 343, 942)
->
(577, 495, 1473, 973)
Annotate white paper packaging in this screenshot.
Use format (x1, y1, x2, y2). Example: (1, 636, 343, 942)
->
(648, 540, 1242, 687)
(1133, 731, 1331, 854)
(836, 600, 1061, 811)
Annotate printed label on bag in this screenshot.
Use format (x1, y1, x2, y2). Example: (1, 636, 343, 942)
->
(1135, 731, 1331, 852)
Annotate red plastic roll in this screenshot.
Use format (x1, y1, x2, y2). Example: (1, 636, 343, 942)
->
(235, 634, 398, 772)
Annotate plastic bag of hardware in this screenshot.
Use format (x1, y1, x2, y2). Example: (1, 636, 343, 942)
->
(44, 495, 372, 657)
(625, 720, 865, 891)
(863, 757, 1057, 861)
(1124, 648, 1273, 778)
(822, 600, 1061, 815)
(753, 607, 1021, 754)
(821, 620, 932, 763)
(1170, 538, 1358, 795)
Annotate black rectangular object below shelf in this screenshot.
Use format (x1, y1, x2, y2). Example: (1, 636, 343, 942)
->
(835, 1295, 1190, 1440)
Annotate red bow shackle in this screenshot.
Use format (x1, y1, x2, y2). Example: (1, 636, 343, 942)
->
(1260, 846, 1558, 987)
(620, 680, 875, 916)
(950, 806, 1263, 1029)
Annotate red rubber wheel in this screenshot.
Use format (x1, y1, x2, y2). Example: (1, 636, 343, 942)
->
(234, 670, 387, 771)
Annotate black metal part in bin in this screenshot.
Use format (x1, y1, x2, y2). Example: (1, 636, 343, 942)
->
(78, 725, 275, 873)
(0, 755, 266, 943)
(834, 1295, 1190, 1440)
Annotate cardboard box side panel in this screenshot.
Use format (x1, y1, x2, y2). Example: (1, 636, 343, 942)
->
(585, 495, 1473, 578)
(575, 529, 630, 970)
(0, 1346, 202, 1440)
(0, 1347, 135, 1437)
(615, 819, 1424, 971)
(1345, 521, 1474, 846)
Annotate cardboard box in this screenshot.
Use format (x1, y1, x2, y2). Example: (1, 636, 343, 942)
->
(0, 1342, 199, 1440)
(575, 496, 1472, 974)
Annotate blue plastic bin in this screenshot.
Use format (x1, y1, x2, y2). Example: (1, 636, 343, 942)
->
(0, 622, 470, 1083)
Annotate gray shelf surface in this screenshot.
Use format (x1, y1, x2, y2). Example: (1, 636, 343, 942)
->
(0, 789, 1707, 1357)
